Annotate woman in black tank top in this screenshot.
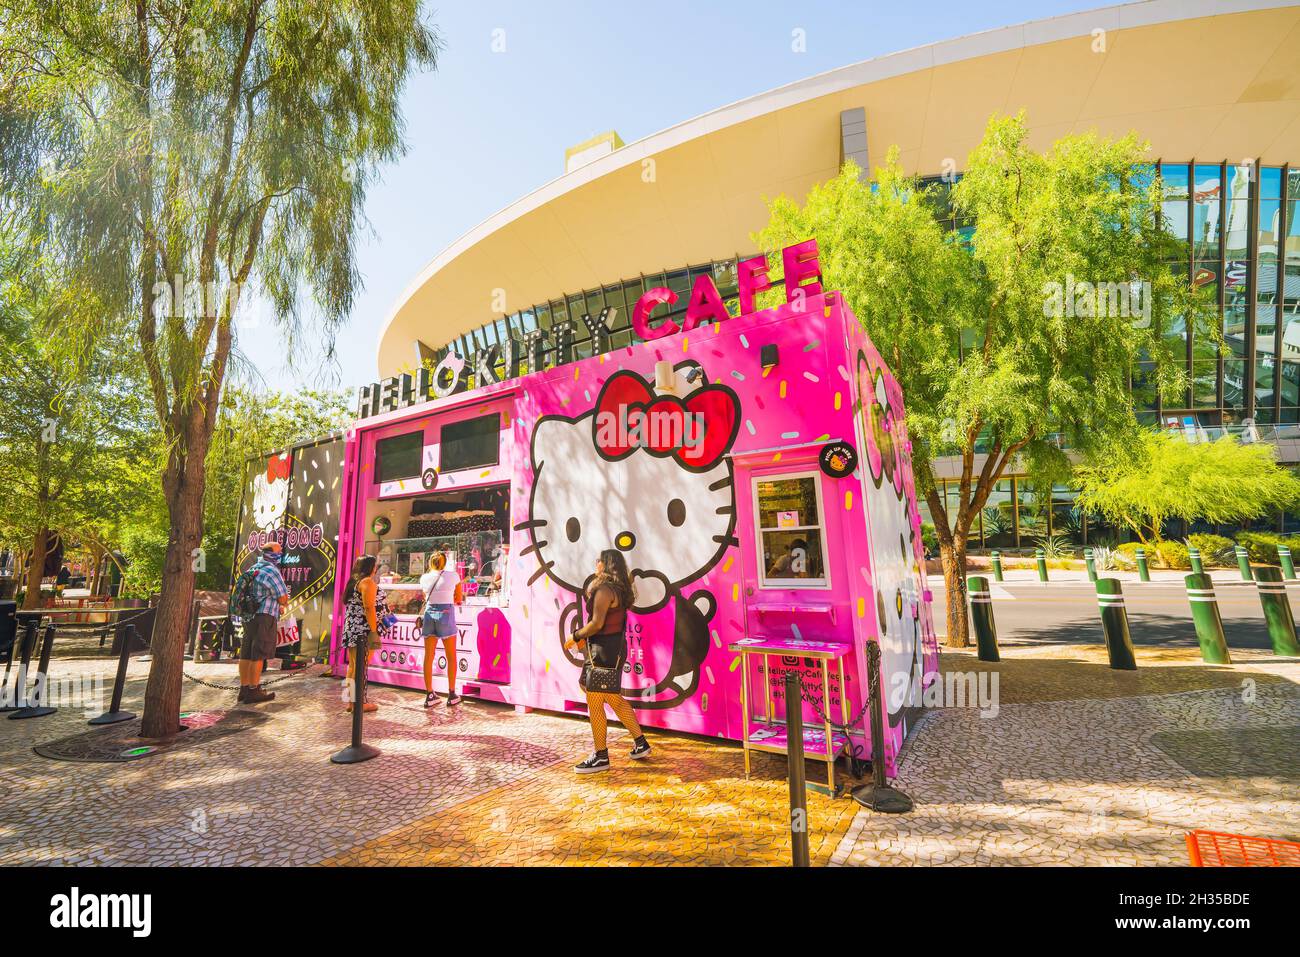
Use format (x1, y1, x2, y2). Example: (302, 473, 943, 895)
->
(564, 548, 652, 773)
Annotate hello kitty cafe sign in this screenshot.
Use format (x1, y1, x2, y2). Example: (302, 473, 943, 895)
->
(356, 240, 823, 419)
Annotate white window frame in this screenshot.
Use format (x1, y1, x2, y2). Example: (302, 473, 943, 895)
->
(751, 469, 831, 590)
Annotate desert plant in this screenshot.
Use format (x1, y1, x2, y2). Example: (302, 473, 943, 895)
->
(1155, 540, 1191, 570)
(1186, 533, 1235, 567)
(1033, 534, 1076, 560)
(1233, 531, 1300, 564)
(1090, 544, 1117, 571)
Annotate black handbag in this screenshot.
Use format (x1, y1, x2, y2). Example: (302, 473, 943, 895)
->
(579, 632, 623, 693)
(580, 657, 622, 694)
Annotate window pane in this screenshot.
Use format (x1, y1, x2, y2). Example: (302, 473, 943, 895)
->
(760, 530, 825, 583)
(1255, 359, 1276, 412)
(982, 480, 1015, 548)
(1192, 164, 1221, 258)
(1259, 200, 1282, 262)
(1261, 166, 1282, 200)
(1192, 360, 1219, 407)
(1050, 485, 1082, 545)
(755, 476, 821, 530)
(1281, 361, 1300, 407)
(1224, 199, 1250, 259)
(1016, 481, 1047, 544)
(1224, 359, 1246, 414)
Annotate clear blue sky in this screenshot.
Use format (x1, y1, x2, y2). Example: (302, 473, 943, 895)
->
(238, 0, 1103, 395)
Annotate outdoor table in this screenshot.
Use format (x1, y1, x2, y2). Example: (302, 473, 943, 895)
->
(727, 635, 853, 793)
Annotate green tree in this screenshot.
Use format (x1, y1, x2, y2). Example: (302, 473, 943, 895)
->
(201, 388, 351, 589)
(1075, 430, 1300, 543)
(0, 227, 158, 608)
(755, 113, 1213, 646)
(116, 387, 350, 598)
(0, 2, 439, 735)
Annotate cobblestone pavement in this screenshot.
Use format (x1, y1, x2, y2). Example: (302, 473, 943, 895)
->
(831, 645, 1300, 866)
(0, 643, 1295, 866)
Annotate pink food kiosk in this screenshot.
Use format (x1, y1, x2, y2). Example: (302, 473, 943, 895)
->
(331, 239, 940, 781)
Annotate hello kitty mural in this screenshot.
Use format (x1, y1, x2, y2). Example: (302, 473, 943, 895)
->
(332, 242, 938, 778)
(251, 452, 291, 532)
(525, 362, 740, 709)
(855, 345, 939, 740)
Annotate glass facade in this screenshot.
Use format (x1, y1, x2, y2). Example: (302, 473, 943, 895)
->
(435, 259, 746, 373)
(427, 159, 1297, 541)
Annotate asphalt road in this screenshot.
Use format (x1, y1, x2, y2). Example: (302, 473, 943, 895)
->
(929, 578, 1300, 650)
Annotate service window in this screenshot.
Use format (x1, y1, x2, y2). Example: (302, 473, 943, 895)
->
(753, 472, 829, 588)
(440, 413, 500, 472)
(375, 430, 423, 485)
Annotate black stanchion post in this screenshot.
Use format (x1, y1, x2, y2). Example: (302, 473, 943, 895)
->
(784, 671, 810, 868)
(331, 645, 379, 764)
(2, 619, 39, 713)
(0, 618, 28, 712)
(11, 623, 58, 719)
(90, 623, 138, 725)
(852, 641, 914, 813)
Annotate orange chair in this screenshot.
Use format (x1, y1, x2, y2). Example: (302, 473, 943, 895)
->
(1186, 830, 1300, 866)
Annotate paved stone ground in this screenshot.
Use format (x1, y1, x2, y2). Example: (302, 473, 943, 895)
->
(0, 641, 1295, 866)
(831, 645, 1300, 866)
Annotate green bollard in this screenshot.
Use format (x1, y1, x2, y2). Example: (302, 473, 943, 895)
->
(1184, 573, 1231, 664)
(967, 575, 1000, 662)
(1188, 546, 1203, 576)
(1096, 578, 1137, 670)
(1035, 548, 1049, 583)
(1254, 565, 1300, 657)
(1278, 544, 1295, 581)
(1085, 547, 1097, 583)
(990, 550, 1004, 583)
(1235, 545, 1253, 581)
(1136, 547, 1151, 582)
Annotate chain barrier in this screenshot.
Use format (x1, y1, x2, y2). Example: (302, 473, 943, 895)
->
(787, 670, 873, 780)
(182, 662, 325, 693)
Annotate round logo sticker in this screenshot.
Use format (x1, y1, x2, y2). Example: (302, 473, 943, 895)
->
(819, 441, 858, 478)
(421, 468, 439, 490)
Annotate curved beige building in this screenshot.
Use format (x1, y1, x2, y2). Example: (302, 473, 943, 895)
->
(379, 0, 1300, 379)
(372, 0, 1300, 546)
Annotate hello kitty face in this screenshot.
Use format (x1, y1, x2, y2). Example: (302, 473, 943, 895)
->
(857, 350, 923, 728)
(524, 364, 740, 612)
(251, 454, 290, 532)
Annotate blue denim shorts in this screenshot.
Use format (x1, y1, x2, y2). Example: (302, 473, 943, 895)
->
(421, 603, 457, 638)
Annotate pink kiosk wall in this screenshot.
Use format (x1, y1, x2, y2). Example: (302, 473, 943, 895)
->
(331, 288, 939, 776)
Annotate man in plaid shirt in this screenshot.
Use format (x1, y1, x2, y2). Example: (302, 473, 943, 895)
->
(237, 542, 290, 703)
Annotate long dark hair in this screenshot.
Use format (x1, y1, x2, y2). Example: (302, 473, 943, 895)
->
(593, 548, 635, 609)
(343, 555, 378, 604)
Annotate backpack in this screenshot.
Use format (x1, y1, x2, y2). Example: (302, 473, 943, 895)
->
(233, 565, 262, 618)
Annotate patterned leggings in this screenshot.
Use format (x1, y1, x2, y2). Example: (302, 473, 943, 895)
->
(586, 691, 642, 751)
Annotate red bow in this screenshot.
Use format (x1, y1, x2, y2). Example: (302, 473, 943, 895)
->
(592, 371, 738, 470)
(266, 454, 291, 484)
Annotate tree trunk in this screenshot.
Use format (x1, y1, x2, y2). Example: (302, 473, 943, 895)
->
(21, 526, 49, 611)
(940, 537, 970, 648)
(139, 427, 208, 739)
